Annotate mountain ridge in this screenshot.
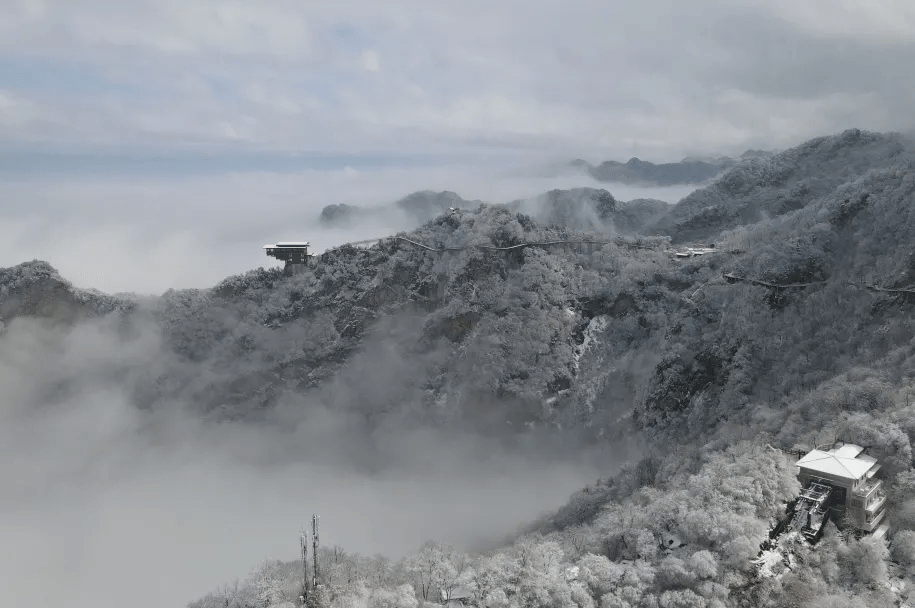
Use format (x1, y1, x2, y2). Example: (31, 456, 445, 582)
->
(650, 128, 912, 243)
(573, 148, 776, 187)
(6, 128, 915, 608)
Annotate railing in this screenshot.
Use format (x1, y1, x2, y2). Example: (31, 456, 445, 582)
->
(850, 282, 915, 295)
(341, 235, 666, 253)
(722, 274, 915, 296)
(855, 478, 883, 499)
(866, 493, 886, 514)
(722, 273, 827, 289)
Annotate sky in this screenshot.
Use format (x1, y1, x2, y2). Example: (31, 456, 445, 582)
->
(2, 0, 914, 160)
(3, 0, 915, 292)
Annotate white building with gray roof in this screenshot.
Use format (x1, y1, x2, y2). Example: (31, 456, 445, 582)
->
(796, 442, 886, 533)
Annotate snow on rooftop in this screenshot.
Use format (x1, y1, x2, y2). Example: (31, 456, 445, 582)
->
(796, 445, 875, 480)
(834, 444, 865, 458)
(857, 453, 877, 466)
(263, 242, 309, 248)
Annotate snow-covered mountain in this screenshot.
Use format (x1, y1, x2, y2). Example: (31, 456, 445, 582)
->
(649, 128, 911, 242)
(3, 130, 913, 435)
(5, 128, 915, 608)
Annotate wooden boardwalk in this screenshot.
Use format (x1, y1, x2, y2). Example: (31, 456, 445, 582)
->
(333, 235, 663, 254)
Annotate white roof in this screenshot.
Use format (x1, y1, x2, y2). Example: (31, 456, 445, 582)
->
(857, 453, 877, 466)
(834, 444, 864, 458)
(796, 445, 876, 480)
(263, 242, 309, 248)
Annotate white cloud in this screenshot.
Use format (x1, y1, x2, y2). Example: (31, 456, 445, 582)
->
(2, 0, 313, 56)
(0, 90, 45, 131)
(15, 0, 47, 21)
(2, 0, 914, 159)
(361, 49, 380, 72)
(762, 0, 915, 44)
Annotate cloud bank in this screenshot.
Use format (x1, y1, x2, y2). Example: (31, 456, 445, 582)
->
(0, 308, 626, 608)
(0, 164, 696, 294)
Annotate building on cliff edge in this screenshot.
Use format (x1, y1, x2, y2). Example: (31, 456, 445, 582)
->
(794, 442, 888, 539)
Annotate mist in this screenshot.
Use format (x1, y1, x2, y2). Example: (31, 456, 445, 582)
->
(0, 162, 697, 295)
(0, 301, 631, 608)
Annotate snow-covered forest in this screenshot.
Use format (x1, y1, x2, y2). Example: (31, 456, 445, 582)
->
(5, 129, 915, 607)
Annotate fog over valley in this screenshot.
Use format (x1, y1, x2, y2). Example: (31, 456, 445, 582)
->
(0, 310, 622, 607)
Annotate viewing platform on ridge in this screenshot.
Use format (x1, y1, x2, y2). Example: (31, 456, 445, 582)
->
(264, 242, 313, 271)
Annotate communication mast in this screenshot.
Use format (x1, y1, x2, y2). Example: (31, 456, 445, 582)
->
(312, 514, 320, 589)
(300, 528, 309, 603)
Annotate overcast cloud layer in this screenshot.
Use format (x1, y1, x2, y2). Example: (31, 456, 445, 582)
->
(3, 0, 915, 160)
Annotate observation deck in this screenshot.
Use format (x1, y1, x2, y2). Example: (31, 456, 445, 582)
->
(264, 242, 312, 268)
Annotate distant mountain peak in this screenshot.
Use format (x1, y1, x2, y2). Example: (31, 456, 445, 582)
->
(582, 155, 735, 186)
(577, 147, 781, 186)
(318, 190, 483, 228)
(0, 260, 134, 323)
(740, 149, 775, 160)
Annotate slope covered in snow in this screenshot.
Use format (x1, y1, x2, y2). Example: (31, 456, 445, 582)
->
(651, 128, 912, 243)
(5, 129, 915, 608)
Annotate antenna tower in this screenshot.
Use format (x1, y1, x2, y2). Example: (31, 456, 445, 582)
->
(312, 514, 320, 589)
(300, 528, 309, 602)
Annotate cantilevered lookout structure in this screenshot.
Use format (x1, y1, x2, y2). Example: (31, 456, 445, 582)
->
(264, 242, 312, 270)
